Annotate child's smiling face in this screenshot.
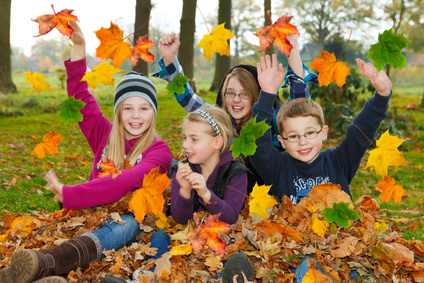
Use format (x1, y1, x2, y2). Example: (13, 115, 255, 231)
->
(278, 116, 328, 163)
(120, 96, 155, 139)
(223, 78, 253, 124)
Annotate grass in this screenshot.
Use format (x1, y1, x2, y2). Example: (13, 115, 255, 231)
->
(0, 75, 423, 239)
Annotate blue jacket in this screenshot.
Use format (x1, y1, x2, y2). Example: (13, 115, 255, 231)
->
(249, 91, 390, 203)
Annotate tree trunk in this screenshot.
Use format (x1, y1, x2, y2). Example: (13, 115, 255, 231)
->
(210, 0, 232, 91)
(264, 0, 273, 55)
(133, 0, 152, 75)
(0, 0, 17, 94)
(178, 0, 197, 90)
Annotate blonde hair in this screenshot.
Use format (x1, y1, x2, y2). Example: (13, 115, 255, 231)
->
(104, 102, 157, 169)
(277, 98, 325, 132)
(221, 68, 260, 124)
(183, 105, 235, 152)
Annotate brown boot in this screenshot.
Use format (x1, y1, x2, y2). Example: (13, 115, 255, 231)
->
(0, 235, 98, 283)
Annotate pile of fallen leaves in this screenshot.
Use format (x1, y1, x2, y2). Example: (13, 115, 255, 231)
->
(1, 184, 423, 282)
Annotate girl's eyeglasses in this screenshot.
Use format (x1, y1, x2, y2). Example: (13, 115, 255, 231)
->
(224, 91, 250, 101)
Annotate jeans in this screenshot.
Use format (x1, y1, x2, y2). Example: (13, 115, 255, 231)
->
(85, 214, 170, 259)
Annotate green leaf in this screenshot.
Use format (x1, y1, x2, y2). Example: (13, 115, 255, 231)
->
(230, 117, 270, 158)
(167, 73, 188, 95)
(367, 29, 408, 70)
(322, 202, 359, 228)
(58, 97, 84, 124)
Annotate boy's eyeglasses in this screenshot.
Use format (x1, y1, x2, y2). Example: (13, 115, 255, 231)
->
(224, 91, 250, 101)
(281, 127, 323, 143)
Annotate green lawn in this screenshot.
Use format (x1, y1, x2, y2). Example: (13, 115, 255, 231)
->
(0, 76, 423, 239)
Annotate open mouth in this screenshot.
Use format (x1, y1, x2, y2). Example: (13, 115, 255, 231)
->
(231, 105, 244, 113)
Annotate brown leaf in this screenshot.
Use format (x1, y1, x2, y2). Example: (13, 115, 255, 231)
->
(330, 236, 359, 258)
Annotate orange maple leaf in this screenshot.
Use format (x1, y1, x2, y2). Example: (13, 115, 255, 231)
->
(95, 22, 132, 67)
(97, 160, 121, 179)
(132, 36, 156, 64)
(32, 131, 64, 159)
(190, 214, 230, 254)
(128, 167, 171, 223)
(376, 176, 405, 203)
(33, 4, 78, 37)
(256, 15, 299, 56)
(310, 50, 350, 87)
(255, 220, 303, 242)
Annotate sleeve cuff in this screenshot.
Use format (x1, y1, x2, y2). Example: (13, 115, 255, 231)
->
(256, 91, 277, 111)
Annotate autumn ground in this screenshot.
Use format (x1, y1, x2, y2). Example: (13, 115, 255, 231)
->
(0, 74, 423, 241)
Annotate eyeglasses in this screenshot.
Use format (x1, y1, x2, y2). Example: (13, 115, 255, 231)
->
(281, 127, 323, 143)
(224, 91, 250, 101)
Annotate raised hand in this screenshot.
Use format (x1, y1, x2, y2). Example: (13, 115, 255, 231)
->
(45, 169, 63, 202)
(356, 58, 392, 96)
(257, 54, 285, 94)
(68, 21, 86, 60)
(159, 33, 180, 65)
(286, 34, 304, 78)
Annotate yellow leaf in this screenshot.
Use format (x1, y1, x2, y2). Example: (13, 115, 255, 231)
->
(197, 23, 235, 60)
(374, 221, 388, 233)
(155, 212, 169, 229)
(81, 61, 122, 89)
(311, 214, 328, 237)
(302, 266, 330, 283)
(128, 167, 171, 224)
(205, 255, 223, 272)
(249, 183, 277, 221)
(169, 244, 192, 256)
(366, 130, 407, 177)
(10, 215, 35, 237)
(110, 254, 123, 274)
(24, 71, 50, 92)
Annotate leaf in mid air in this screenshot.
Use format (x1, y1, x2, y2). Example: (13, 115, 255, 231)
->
(197, 23, 235, 60)
(310, 50, 350, 87)
(33, 5, 78, 37)
(256, 15, 299, 56)
(58, 97, 84, 124)
(230, 117, 270, 158)
(368, 29, 408, 70)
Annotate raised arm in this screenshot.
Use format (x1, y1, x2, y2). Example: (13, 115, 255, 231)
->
(65, 21, 111, 153)
(250, 54, 286, 184)
(333, 59, 392, 182)
(153, 33, 204, 112)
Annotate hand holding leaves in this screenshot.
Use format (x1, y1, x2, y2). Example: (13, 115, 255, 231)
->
(257, 54, 285, 94)
(356, 58, 392, 96)
(159, 33, 180, 65)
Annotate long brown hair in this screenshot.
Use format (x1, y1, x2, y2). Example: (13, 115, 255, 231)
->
(220, 67, 260, 125)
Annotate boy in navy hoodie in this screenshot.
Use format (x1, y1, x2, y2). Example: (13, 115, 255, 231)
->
(250, 54, 392, 204)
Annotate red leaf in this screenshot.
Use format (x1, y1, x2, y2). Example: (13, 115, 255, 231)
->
(132, 36, 156, 64)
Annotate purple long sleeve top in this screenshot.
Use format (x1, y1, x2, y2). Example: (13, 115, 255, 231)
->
(171, 151, 247, 224)
(61, 58, 173, 209)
